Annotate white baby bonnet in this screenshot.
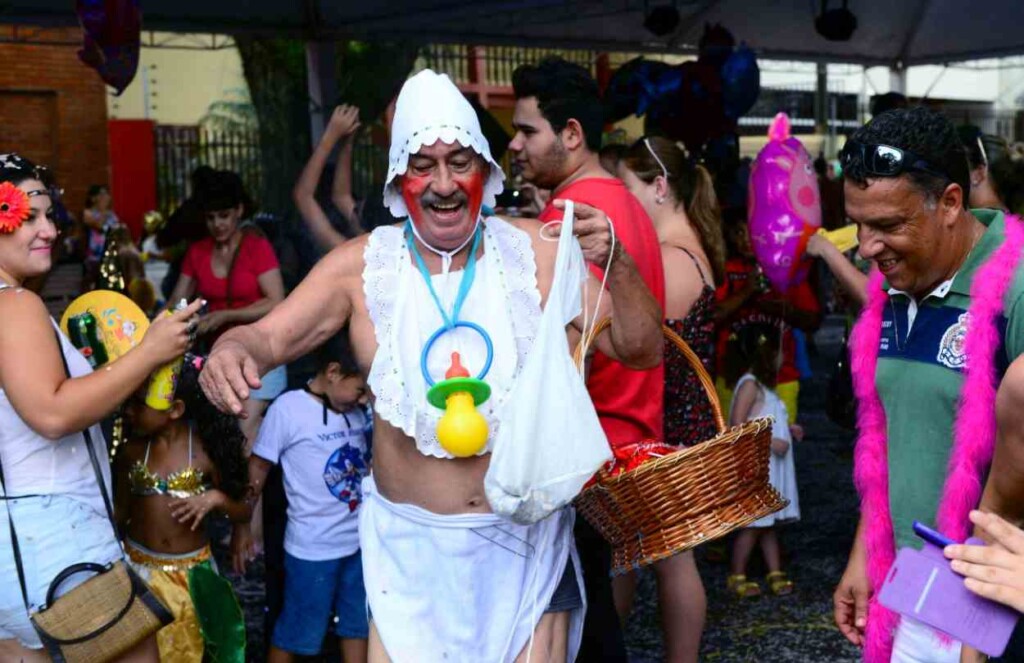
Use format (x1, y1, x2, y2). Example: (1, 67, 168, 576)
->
(383, 69, 505, 219)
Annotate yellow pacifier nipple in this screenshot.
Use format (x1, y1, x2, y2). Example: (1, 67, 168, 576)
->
(429, 352, 491, 458)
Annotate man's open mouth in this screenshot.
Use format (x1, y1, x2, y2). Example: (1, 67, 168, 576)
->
(429, 200, 465, 218)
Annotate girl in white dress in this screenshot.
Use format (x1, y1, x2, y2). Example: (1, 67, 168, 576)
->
(726, 325, 801, 598)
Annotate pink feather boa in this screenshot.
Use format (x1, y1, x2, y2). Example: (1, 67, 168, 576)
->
(849, 215, 1024, 662)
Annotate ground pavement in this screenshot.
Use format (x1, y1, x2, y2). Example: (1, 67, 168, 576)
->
(216, 316, 862, 661)
(624, 317, 860, 662)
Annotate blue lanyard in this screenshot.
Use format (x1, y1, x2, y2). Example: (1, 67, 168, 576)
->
(405, 220, 482, 330)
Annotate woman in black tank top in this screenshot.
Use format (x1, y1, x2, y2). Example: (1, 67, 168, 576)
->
(615, 136, 727, 663)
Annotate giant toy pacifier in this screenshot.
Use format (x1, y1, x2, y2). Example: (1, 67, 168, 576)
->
(422, 322, 493, 457)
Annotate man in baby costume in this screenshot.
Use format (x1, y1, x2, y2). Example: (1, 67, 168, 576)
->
(200, 70, 662, 661)
(832, 106, 1024, 662)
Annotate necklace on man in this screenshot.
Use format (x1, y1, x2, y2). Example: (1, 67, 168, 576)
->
(406, 219, 494, 457)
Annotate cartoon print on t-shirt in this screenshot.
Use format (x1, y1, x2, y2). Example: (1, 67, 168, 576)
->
(323, 443, 369, 512)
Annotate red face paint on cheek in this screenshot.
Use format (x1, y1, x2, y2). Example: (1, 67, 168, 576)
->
(400, 174, 430, 226)
(458, 170, 486, 220)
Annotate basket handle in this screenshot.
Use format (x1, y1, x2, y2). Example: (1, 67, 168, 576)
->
(573, 317, 726, 434)
(36, 562, 140, 645)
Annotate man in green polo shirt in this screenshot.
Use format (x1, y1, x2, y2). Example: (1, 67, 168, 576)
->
(831, 107, 1024, 663)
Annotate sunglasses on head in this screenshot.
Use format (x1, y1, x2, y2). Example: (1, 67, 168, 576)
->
(840, 141, 950, 181)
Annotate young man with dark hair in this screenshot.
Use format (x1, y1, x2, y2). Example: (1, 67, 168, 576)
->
(511, 56, 666, 662)
(833, 106, 1024, 663)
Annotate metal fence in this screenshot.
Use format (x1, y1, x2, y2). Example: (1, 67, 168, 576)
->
(741, 86, 861, 135)
(350, 135, 389, 201)
(420, 43, 597, 86)
(154, 126, 261, 214)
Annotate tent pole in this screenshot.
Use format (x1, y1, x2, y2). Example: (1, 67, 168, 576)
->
(889, 64, 907, 95)
(306, 40, 338, 149)
(814, 61, 828, 135)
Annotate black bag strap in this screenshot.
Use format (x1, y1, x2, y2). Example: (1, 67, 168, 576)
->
(0, 445, 31, 610)
(0, 281, 30, 607)
(0, 328, 123, 612)
(52, 328, 119, 535)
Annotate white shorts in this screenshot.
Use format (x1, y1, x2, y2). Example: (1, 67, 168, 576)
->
(0, 495, 121, 649)
(891, 617, 962, 663)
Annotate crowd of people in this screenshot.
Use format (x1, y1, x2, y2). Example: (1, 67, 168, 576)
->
(4, 54, 1024, 663)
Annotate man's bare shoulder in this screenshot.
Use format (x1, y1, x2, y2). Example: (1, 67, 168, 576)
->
(318, 231, 375, 278)
(498, 215, 544, 235)
(493, 216, 557, 266)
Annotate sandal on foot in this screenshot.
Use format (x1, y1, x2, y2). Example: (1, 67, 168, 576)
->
(727, 574, 762, 599)
(767, 571, 794, 596)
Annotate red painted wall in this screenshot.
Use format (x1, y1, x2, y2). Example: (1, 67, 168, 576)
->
(107, 119, 156, 240)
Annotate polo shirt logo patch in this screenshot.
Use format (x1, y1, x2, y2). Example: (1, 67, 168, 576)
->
(937, 312, 970, 369)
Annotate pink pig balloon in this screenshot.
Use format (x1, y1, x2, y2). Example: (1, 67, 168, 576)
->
(747, 113, 822, 293)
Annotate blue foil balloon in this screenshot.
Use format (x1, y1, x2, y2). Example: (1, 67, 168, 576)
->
(721, 44, 760, 120)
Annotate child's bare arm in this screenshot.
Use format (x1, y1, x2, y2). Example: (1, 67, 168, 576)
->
(246, 455, 274, 500)
(209, 455, 278, 523)
(229, 454, 275, 574)
(169, 488, 251, 531)
(770, 437, 791, 457)
(169, 454, 272, 530)
(728, 379, 760, 427)
(214, 490, 253, 523)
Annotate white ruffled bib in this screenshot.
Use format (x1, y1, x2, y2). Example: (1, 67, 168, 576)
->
(363, 218, 542, 458)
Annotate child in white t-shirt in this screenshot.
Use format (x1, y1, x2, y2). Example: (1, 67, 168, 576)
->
(232, 336, 371, 662)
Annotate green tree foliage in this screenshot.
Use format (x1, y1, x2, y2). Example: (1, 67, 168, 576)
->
(334, 40, 421, 128)
(200, 88, 258, 134)
(235, 37, 310, 216)
(235, 38, 419, 217)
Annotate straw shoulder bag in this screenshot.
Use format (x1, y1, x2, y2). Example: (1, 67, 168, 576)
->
(0, 332, 173, 663)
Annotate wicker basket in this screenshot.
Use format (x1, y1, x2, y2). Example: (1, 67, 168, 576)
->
(574, 319, 788, 576)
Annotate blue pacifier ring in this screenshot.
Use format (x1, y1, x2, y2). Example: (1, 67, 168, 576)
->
(420, 321, 494, 386)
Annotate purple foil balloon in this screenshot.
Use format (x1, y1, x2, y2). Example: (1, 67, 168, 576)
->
(747, 113, 822, 293)
(76, 0, 141, 95)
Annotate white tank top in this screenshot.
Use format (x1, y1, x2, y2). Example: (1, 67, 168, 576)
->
(363, 218, 543, 458)
(0, 283, 112, 517)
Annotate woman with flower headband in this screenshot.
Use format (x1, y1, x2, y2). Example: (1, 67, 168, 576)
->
(114, 354, 250, 663)
(0, 153, 203, 662)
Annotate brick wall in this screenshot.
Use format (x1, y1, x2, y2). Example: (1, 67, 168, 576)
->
(0, 26, 110, 219)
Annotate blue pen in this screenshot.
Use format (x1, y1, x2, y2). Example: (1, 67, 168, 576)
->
(913, 520, 957, 548)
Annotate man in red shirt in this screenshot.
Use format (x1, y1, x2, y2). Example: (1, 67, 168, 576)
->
(511, 56, 665, 662)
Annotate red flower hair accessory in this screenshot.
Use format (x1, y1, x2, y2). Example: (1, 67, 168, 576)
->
(0, 182, 31, 234)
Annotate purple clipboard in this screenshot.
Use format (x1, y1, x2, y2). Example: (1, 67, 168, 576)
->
(877, 521, 1019, 657)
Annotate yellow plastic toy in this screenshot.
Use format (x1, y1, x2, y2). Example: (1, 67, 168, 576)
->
(429, 352, 491, 458)
(816, 224, 859, 252)
(144, 299, 188, 411)
(60, 290, 150, 361)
